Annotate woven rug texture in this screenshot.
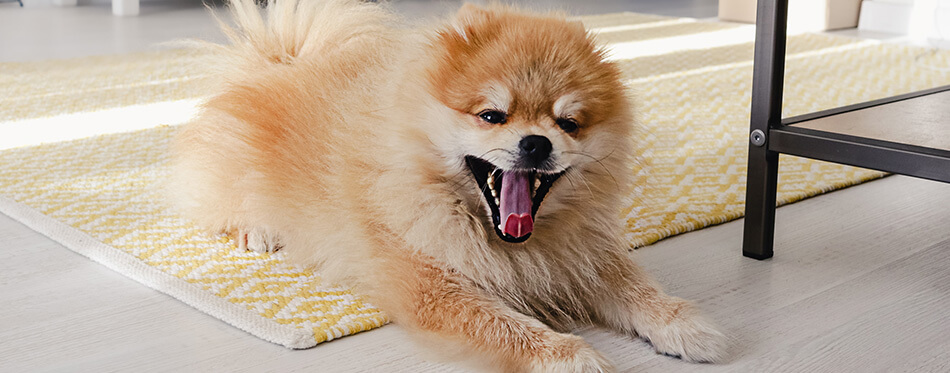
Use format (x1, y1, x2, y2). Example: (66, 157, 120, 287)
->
(2, 12, 949, 348)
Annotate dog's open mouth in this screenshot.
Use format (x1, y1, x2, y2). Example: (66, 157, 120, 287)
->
(464, 156, 564, 243)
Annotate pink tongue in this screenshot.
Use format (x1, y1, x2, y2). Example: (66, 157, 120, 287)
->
(499, 171, 534, 238)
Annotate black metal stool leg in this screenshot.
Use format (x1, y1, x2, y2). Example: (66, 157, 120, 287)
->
(742, 0, 788, 260)
(743, 148, 779, 259)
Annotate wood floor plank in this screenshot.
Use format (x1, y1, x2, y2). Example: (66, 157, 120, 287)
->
(613, 176, 950, 372)
(729, 238, 950, 372)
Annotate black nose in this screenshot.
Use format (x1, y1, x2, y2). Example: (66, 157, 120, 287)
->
(518, 135, 552, 167)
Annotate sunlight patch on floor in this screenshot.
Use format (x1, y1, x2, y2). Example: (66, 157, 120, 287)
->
(604, 24, 758, 61)
(0, 98, 202, 150)
(625, 39, 880, 85)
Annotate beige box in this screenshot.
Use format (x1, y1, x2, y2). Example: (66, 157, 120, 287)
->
(719, 0, 863, 31)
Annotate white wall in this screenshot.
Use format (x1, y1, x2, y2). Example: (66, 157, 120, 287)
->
(860, 0, 950, 47)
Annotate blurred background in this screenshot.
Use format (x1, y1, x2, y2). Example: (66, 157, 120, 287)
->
(2, 0, 949, 62)
(0, 0, 722, 62)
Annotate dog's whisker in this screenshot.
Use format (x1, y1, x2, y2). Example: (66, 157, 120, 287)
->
(555, 161, 593, 199)
(569, 169, 595, 198)
(563, 149, 620, 187)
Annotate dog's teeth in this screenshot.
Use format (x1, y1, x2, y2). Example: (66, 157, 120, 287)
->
(487, 172, 498, 198)
(534, 177, 541, 190)
(495, 196, 500, 205)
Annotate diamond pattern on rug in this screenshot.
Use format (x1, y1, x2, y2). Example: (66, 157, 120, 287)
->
(0, 127, 387, 345)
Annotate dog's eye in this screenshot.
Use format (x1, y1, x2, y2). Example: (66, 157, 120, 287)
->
(478, 110, 507, 125)
(556, 118, 578, 133)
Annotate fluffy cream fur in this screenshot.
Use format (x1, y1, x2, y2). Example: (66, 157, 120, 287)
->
(170, 0, 729, 371)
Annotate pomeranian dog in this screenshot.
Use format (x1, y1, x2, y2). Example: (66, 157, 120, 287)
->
(171, 0, 727, 371)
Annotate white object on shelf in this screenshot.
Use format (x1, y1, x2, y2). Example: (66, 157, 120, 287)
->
(26, 0, 139, 16)
(719, 0, 863, 32)
(859, 1, 915, 34)
(859, 0, 950, 47)
(112, 0, 139, 16)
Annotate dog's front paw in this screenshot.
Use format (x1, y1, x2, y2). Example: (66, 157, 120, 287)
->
(530, 335, 614, 373)
(643, 301, 729, 364)
(236, 228, 282, 253)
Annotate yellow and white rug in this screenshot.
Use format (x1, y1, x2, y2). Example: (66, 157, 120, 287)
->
(1, 13, 949, 348)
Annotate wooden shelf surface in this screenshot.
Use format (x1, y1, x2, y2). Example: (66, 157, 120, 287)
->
(788, 87, 950, 152)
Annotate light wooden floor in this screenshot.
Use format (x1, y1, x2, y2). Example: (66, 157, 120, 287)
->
(3, 1, 950, 372)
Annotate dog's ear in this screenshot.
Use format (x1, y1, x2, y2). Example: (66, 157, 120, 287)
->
(456, 3, 489, 19)
(451, 3, 493, 43)
(568, 20, 586, 34)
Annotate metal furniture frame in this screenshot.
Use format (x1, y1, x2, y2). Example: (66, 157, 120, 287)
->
(742, 0, 950, 259)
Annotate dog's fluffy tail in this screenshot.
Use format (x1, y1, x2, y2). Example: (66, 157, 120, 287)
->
(201, 0, 400, 73)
